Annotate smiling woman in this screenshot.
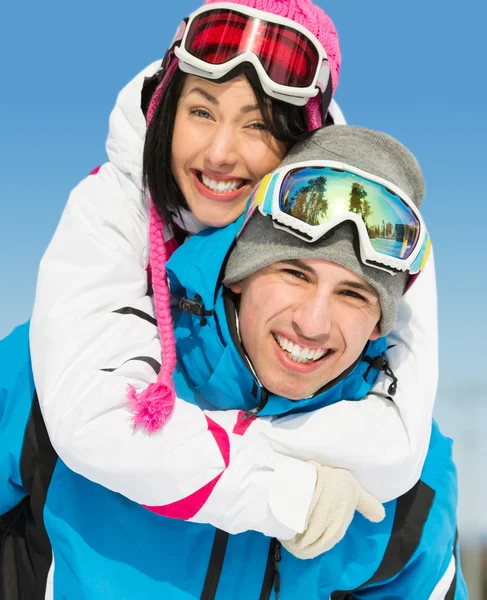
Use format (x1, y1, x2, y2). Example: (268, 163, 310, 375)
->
(144, 66, 308, 228)
(170, 74, 289, 227)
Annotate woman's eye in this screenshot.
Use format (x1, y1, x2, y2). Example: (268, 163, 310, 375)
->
(248, 122, 267, 131)
(190, 108, 212, 120)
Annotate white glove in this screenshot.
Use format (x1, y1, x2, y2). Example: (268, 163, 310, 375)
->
(280, 461, 385, 559)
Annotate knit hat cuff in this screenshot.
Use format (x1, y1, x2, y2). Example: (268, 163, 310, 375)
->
(224, 214, 408, 335)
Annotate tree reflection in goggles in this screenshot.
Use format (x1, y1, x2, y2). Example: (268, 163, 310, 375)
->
(184, 9, 320, 88)
(280, 166, 421, 260)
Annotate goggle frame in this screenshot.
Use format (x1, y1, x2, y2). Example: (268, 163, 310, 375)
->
(245, 159, 431, 276)
(172, 2, 331, 106)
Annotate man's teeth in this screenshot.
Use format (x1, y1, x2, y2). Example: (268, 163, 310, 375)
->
(201, 173, 244, 193)
(274, 334, 328, 364)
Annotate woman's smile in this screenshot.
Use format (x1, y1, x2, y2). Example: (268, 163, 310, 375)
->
(192, 169, 251, 203)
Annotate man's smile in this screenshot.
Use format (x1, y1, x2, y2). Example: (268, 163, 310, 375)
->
(273, 333, 331, 364)
(271, 333, 335, 376)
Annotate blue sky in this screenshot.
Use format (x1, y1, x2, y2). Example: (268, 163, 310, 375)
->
(2, 0, 485, 382)
(1, 4, 485, 375)
(0, 0, 485, 531)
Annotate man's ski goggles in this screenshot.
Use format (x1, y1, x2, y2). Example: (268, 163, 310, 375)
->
(244, 160, 431, 275)
(173, 2, 330, 106)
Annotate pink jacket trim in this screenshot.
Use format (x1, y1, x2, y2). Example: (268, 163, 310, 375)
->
(143, 416, 230, 519)
(233, 411, 256, 436)
(89, 165, 102, 175)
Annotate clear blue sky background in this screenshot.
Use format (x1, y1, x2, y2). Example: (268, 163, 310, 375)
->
(0, 0, 485, 534)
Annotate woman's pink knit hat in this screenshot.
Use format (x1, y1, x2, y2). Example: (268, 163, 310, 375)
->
(129, 0, 342, 432)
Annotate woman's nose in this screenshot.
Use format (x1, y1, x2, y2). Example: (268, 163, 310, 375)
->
(204, 126, 238, 170)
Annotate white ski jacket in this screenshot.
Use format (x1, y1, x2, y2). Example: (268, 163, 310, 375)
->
(30, 60, 438, 540)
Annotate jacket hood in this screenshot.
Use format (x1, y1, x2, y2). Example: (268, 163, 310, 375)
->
(105, 60, 163, 192)
(104, 60, 346, 196)
(166, 215, 387, 418)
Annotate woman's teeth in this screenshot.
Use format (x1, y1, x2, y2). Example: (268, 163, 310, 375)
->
(274, 333, 329, 364)
(201, 173, 245, 193)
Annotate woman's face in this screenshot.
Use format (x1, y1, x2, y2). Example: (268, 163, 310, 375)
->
(171, 74, 288, 227)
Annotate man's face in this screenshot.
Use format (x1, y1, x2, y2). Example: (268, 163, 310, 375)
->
(229, 259, 382, 400)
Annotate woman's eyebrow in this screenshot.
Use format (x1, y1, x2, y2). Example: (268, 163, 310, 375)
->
(240, 103, 260, 114)
(188, 87, 218, 104)
(188, 87, 259, 113)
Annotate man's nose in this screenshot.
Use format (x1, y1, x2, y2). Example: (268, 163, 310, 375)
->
(292, 291, 332, 342)
(204, 126, 238, 170)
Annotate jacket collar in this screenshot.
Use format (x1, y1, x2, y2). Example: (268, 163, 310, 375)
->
(166, 216, 387, 417)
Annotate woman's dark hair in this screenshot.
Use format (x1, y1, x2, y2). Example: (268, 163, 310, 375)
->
(143, 65, 309, 226)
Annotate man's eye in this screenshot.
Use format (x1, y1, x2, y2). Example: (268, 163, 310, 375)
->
(283, 269, 308, 281)
(342, 289, 367, 302)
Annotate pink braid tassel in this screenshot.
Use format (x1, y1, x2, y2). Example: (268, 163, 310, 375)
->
(127, 380, 176, 433)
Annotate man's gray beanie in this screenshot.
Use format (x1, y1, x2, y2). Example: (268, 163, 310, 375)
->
(224, 125, 425, 335)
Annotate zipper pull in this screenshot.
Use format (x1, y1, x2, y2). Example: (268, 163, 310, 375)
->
(179, 294, 213, 326)
(363, 354, 398, 396)
(242, 406, 261, 419)
(273, 539, 282, 600)
(243, 385, 270, 419)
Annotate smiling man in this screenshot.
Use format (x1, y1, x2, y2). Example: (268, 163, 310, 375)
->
(228, 255, 383, 400)
(223, 160, 409, 403)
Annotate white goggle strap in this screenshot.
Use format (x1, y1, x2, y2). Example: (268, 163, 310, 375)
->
(158, 18, 188, 79)
(313, 60, 333, 125)
(320, 76, 334, 125)
(171, 18, 188, 49)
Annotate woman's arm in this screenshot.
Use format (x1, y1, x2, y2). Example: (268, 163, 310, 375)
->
(29, 163, 316, 539)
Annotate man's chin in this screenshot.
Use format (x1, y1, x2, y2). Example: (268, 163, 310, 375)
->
(255, 347, 340, 399)
(259, 374, 324, 402)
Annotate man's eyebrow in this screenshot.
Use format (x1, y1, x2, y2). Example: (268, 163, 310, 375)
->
(279, 259, 316, 275)
(187, 86, 260, 114)
(341, 280, 378, 296)
(280, 260, 377, 295)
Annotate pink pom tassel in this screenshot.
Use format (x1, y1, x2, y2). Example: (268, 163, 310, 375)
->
(127, 381, 176, 433)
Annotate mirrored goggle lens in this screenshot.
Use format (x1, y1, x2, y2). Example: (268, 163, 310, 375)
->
(185, 9, 320, 88)
(280, 166, 421, 260)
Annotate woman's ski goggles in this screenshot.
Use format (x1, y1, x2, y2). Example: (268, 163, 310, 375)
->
(243, 160, 431, 275)
(172, 2, 330, 106)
